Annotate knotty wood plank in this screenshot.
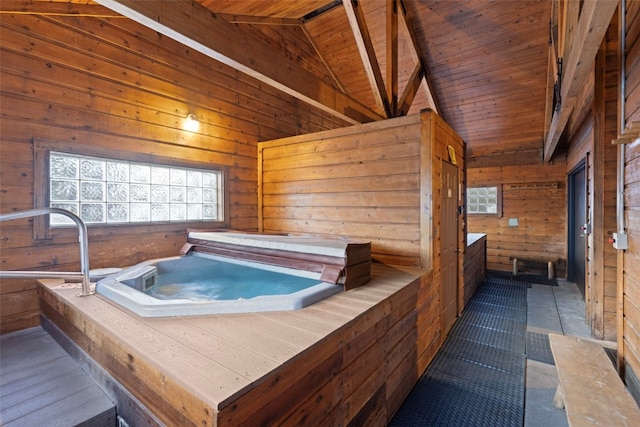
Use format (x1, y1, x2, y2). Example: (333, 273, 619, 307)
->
(144, 317, 281, 381)
(184, 313, 321, 363)
(343, 363, 386, 423)
(274, 372, 343, 426)
(221, 343, 343, 426)
(261, 137, 421, 171)
(263, 173, 420, 195)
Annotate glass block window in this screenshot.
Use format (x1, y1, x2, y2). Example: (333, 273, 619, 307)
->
(467, 186, 499, 214)
(49, 152, 222, 226)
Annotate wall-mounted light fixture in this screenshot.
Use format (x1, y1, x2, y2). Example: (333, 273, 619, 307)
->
(184, 113, 200, 132)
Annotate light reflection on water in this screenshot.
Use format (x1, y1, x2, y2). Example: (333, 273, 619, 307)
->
(144, 256, 319, 301)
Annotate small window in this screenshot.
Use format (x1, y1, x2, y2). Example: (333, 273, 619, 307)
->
(48, 151, 223, 227)
(467, 186, 501, 216)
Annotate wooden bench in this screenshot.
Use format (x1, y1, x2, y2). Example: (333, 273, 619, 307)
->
(549, 333, 640, 426)
(510, 256, 556, 279)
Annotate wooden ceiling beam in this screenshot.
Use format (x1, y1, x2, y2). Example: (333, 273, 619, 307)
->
(94, 0, 383, 124)
(398, 63, 424, 116)
(387, 0, 398, 116)
(0, 0, 123, 17)
(342, 0, 391, 117)
(399, 0, 440, 114)
(214, 13, 301, 26)
(543, 0, 617, 161)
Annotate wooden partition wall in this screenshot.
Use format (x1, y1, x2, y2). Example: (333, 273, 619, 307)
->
(258, 109, 466, 334)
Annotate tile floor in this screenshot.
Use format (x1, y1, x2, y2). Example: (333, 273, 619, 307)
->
(524, 280, 592, 427)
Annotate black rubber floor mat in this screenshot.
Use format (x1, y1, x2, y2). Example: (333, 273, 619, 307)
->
(390, 355, 524, 427)
(525, 332, 554, 365)
(456, 310, 526, 336)
(442, 335, 526, 375)
(473, 284, 527, 303)
(449, 320, 526, 354)
(472, 295, 526, 311)
(463, 299, 527, 323)
(390, 274, 528, 426)
(488, 269, 557, 286)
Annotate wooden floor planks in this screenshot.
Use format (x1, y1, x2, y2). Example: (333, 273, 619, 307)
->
(0, 326, 116, 426)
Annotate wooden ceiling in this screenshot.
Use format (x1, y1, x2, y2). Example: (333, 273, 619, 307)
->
(194, 0, 553, 165)
(9, 0, 602, 166)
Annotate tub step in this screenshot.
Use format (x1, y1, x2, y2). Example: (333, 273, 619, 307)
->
(1, 326, 116, 426)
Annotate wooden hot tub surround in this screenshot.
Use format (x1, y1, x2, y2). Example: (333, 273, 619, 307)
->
(39, 263, 438, 426)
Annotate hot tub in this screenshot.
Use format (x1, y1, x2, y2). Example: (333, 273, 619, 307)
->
(96, 231, 371, 317)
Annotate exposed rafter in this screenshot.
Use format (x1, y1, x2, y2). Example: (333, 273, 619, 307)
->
(94, 0, 383, 124)
(339, 0, 436, 118)
(387, 0, 399, 116)
(543, 0, 618, 161)
(0, 0, 123, 17)
(342, 0, 391, 117)
(398, 63, 425, 116)
(399, 0, 439, 114)
(214, 13, 301, 26)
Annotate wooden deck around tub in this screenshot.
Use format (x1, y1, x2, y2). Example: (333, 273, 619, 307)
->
(38, 263, 440, 426)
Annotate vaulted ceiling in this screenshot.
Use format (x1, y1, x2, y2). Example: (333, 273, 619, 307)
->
(193, 0, 552, 167)
(6, 1, 616, 167)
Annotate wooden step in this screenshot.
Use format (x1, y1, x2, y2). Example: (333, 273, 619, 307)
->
(1, 326, 116, 426)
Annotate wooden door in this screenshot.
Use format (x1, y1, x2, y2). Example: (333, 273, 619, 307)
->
(568, 163, 586, 296)
(441, 161, 459, 335)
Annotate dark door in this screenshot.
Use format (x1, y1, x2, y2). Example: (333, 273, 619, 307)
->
(441, 161, 459, 335)
(568, 163, 586, 296)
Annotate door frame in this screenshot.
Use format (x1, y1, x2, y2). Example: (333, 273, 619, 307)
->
(567, 159, 586, 288)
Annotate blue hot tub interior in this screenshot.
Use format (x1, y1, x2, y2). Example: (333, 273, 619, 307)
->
(147, 254, 323, 300)
(96, 252, 342, 317)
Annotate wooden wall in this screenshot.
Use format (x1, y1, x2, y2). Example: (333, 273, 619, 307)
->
(463, 234, 486, 307)
(259, 110, 465, 269)
(259, 114, 425, 267)
(466, 163, 567, 275)
(258, 109, 466, 337)
(621, 0, 640, 395)
(0, 7, 348, 333)
(565, 16, 619, 341)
